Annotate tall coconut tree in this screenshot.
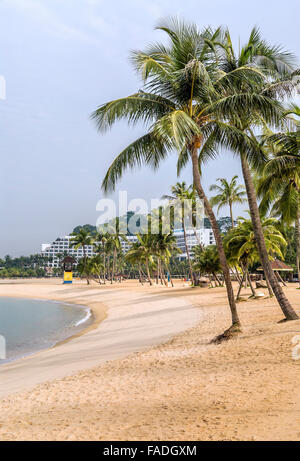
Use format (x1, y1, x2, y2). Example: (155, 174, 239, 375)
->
(92, 20, 275, 330)
(257, 106, 300, 285)
(92, 19, 300, 325)
(209, 176, 247, 228)
(217, 27, 299, 320)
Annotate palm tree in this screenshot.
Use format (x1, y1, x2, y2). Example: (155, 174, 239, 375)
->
(153, 232, 179, 287)
(193, 245, 222, 287)
(127, 233, 155, 285)
(70, 229, 93, 284)
(210, 176, 246, 228)
(218, 27, 299, 320)
(256, 105, 300, 285)
(163, 182, 195, 284)
(93, 233, 108, 283)
(108, 218, 128, 283)
(92, 19, 270, 329)
(225, 216, 287, 299)
(125, 241, 147, 284)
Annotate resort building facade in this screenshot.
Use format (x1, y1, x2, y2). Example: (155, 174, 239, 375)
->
(41, 228, 215, 268)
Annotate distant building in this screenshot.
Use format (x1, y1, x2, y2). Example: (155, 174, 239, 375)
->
(174, 228, 215, 261)
(41, 228, 215, 268)
(41, 235, 139, 268)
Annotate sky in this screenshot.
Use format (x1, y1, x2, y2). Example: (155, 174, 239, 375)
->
(0, 0, 299, 257)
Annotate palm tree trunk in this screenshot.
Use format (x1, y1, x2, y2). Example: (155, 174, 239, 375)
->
(296, 205, 300, 288)
(192, 226, 202, 246)
(276, 271, 287, 287)
(159, 259, 164, 285)
(182, 219, 195, 285)
(111, 248, 117, 284)
(229, 202, 234, 228)
(247, 270, 256, 297)
(166, 264, 174, 287)
(234, 265, 242, 284)
(191, 147, 240, 327)
(145, 257, 153, 286)
(156, 257, 159, 284)
(138, 266, 143, 285)
(236, 270, 246, 300)
(161, 262, 168, 286)
(241, 155, 298, 320)
(103, 249, 106, 284)
(83, 247, 89, 285)
(107, 255, 110, 280)
(265, 273, 274, 297)
(213, 272, 222, 287)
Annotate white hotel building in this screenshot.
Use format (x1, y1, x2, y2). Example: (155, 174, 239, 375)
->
(174, 228, 215, 260)
(41, 229, 215, 268)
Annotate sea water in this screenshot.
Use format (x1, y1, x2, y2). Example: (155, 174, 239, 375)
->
(0, 297, 92, 364)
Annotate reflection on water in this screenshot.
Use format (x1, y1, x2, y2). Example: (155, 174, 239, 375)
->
(0, 297, 92, 363)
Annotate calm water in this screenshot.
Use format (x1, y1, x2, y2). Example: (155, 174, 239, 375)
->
(0, 297, 92, 364)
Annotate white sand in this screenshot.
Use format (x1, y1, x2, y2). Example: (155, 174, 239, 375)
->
(0, 279, 300, 440)
(0, 279, 202, 397)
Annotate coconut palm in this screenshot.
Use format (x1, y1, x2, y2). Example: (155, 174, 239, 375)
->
(163, 182, 195, 284)
(225, 216, 287, 299)
(152, 232, 180, 287)
(127, 234, 155, 285)
(70, 229, 93, 284)
(125, 241, 147, 284)
(193, 245, 222, 287)
(257, 106, 300, 285)
(209, 176, 246, 228)
(108, 218, 128, 283)
(218, 27, 299, 320)
(89, 256, 105, 284)
(93, 232, 109, 283)
(92, 19, 276, 329)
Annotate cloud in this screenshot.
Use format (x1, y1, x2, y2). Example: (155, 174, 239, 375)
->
(2, 0, 101, 45)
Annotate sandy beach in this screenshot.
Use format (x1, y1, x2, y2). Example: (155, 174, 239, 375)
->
(0, 279, 300, 440)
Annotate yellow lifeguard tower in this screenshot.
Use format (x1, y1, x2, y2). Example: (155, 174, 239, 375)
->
(62, 256, 76, 284)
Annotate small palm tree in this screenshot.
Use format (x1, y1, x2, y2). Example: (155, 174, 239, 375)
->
(125, 241, 147, 284)
(193, 245, 222, 287)
(225, 216, 287, 299)
(152, 232, 180, 287)
(126, 234, 155, 285)
(163, 181, 195, 284)
(70, 229, 93, 284)
(210, 176, 246, 228)
(107, 218, 128, 284)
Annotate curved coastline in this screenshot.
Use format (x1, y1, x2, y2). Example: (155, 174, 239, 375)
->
(0, 279, 202, 399)
(0, 291, 108, 360)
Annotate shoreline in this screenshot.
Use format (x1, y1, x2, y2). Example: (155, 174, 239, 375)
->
(0, 293, 107, 365)
(0, 279, 202, 399)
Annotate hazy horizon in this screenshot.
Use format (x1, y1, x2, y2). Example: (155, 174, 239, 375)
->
(1, 0, 299, 257)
